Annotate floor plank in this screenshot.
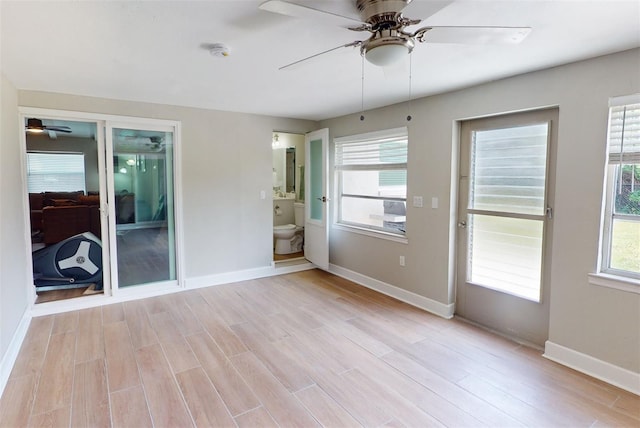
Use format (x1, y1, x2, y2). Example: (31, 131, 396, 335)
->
(103, 321, 140, 392)
(31, 332, 76, 415)
(71, 358, 110, 428)
(110, 386, 152, 428)
(135, 344, 194, 427)
(75, 306, 104, 362)
(175, 367, 237, 428)
(9, 316, 54, 379)
(123, 300, 158, 349)
(230, 351, 320, 427)
(0, 374, 37, 427)
(234, 406, 278, 428)
(186, 332, 260, 417)
(295, 385, 362, 428)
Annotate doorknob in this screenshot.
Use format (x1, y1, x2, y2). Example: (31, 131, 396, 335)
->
(457, 221, 467, 228)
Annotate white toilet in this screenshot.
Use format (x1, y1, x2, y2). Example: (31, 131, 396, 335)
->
(274, 202, 305, 254)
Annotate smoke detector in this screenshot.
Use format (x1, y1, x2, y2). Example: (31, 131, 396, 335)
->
(208, 43, 230, 58)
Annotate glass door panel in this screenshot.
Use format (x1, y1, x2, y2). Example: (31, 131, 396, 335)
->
(309, 137, 323, 221)
(468, 214, 544, 301)
(110, 127, 176, 288)
(467, 123, 549, 301)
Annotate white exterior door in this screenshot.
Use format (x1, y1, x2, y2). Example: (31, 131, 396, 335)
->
(305, 128, 329, 269)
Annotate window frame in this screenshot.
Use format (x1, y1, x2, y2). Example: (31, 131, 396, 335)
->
(593, 94, 640, 290)
(334, 127, 409, 241)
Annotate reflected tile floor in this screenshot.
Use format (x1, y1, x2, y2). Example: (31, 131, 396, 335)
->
(117, 227, 170, 287)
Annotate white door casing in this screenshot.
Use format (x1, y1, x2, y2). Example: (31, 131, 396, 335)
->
(304, 128, 329, 270)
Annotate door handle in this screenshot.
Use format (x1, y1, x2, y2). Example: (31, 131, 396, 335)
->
(457, 221, 467, 228)
(316, 196, 329, 202)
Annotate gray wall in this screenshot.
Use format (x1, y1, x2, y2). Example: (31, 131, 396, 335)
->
(17, 91, 317, 278)
(321, 48, 640, 372)
(0, 73, 30, 365)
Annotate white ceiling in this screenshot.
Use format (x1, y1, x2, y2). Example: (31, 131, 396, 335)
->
(2, 1, 639, 121)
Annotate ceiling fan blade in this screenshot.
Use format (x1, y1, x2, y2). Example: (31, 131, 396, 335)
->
(279, 41, 362, 71)
(259, 0, 363, 28)
(414, 26, 531, 45)
(45, 126, 72, 133)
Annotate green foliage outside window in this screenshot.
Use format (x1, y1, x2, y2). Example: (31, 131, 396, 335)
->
(614, 164, 640, 215)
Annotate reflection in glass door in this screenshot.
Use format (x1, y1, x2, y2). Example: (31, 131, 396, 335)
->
(108, 126, 176, 288)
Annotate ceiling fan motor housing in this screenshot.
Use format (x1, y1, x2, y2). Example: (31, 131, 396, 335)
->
(356, 0, 411, 23)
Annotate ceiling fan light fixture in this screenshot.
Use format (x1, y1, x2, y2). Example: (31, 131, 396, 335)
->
(364, 39, 412, 66)
(26, 118, 45, 133)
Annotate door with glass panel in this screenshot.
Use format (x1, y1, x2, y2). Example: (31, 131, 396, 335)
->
(305, 128, 329, 269)
(456, 109, 557, 346)
(106, 123, 177, 289)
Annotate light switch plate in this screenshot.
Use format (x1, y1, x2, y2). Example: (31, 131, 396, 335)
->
(431, 197, 438, 209)
(413, 196, 424, 208)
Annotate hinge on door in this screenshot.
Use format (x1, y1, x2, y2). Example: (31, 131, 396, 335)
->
(546, 206, 553, 219)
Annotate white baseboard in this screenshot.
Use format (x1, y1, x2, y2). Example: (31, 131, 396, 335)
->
(544, 340, 640, 395)
(328, 264, 455, 319)
(0, 308, 32, 397)
(185, 262, 315, 289)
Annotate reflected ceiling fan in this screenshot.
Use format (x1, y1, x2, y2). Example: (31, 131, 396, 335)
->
(25, 118, 72, 138)
(259, 0, 531, 69)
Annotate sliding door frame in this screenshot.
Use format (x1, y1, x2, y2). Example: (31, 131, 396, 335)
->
(18, 107, 184, 312)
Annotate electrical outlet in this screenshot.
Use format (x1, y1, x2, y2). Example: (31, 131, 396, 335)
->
(399, 255, 405, 266)
(431, 197, 438, 209)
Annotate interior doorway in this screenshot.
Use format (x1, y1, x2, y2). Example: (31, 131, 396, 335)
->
(272, 132, 306, 263)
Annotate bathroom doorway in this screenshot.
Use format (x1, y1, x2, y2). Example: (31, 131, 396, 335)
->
(272, 132, 305, 262)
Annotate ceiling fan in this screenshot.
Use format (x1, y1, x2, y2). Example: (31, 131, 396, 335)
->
(259, 0, 532, 69)
(25, 118, 72, 135)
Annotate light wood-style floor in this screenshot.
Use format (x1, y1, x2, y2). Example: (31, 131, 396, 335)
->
(1, 269, 638, 427)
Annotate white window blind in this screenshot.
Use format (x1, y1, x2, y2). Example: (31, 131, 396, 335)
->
(608, 94, 640, 163)
(335, 128, 408, 170)
(334, 127, 408, 237)
(27, 152, 86, 193)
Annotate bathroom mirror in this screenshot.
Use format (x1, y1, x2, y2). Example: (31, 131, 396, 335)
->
(272, 132, 305, 199)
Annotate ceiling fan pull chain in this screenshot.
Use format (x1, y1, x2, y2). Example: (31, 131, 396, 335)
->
(407, 53, 413, 122)
(360, 54, 366, 121)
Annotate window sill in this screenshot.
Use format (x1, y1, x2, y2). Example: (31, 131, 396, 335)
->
(333, 223, 408, 244)
(588, 273, 640, 295)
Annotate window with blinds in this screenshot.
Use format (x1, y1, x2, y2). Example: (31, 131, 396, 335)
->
(27, 152, 86, 193)
(334, 127, 408, 237)
(601, 94, 640, 279)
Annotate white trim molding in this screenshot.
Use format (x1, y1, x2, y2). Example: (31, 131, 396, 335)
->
(544, 340, 640, 395)
(185, 262, 315, 289)
(588, 273, 640, 295)
(328, 264, 455, 319)
(0, 309, 32, 397)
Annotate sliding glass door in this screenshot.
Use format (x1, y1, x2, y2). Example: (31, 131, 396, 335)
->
(106, 123, 177, 289)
